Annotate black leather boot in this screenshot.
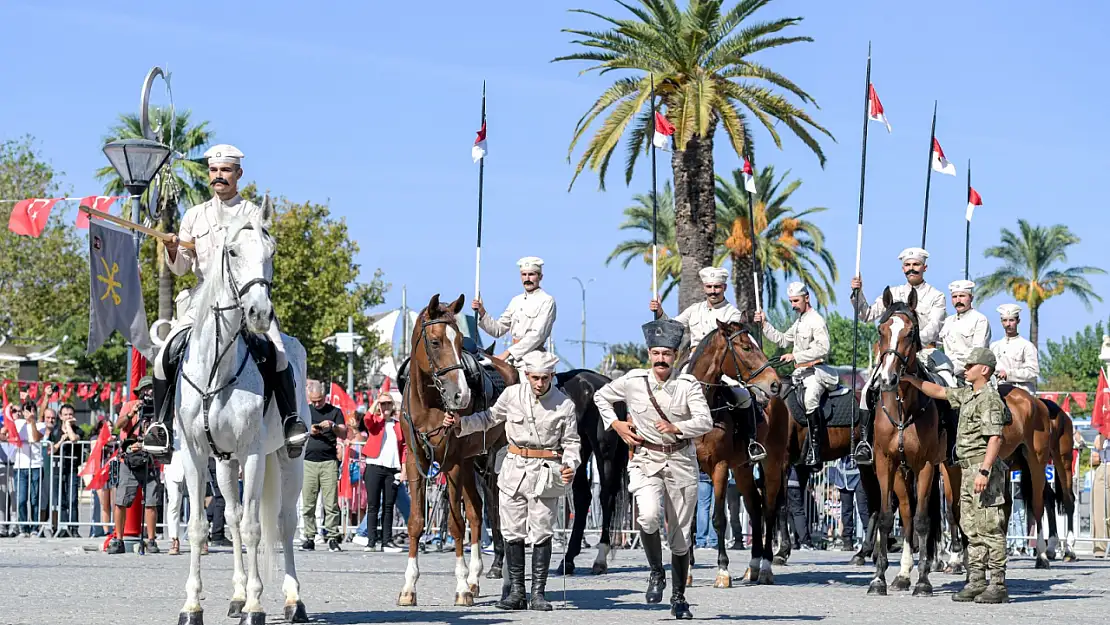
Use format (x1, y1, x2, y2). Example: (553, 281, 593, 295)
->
(496, 540, 527, 610)
(853, 406, 873, 466)
(143, 376, 174, 462)
(804, 412, 822, 467)
(746, 405, 766, 462)
(641, 530, 666, 604)
(529, 539, 554, 611)
(272, 366, 308, 457)
(669, 552, 693, 619)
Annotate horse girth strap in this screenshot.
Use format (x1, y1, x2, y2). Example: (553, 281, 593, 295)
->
(642, 376, 672, 423)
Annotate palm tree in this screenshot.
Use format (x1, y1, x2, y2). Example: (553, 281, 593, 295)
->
(97, 109, 212, 328)
(606, 182, 682, 302)
(556, 0, 831, 311)
(716, 164, 837, 311)
(975, 220, 1104, 347)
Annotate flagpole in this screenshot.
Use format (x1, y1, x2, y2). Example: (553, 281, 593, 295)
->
(744, 152, 762, 315)
(649, 74, 659, 303)
(851, 43, 872, 460)
(921, 100, 937, 248)
(475, 81, 486, 304)
(965, 159, 971, 280)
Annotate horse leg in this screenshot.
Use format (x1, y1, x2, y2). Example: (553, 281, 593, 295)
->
(759, 463, 783, 585)
(217, 460, 248, 619)
(1044, 482, 1059, 560)
(445, 465, 473, 607)
(179, 448, 208, 624)
(278, 451, 308, 623)
(559, 449, 590, 575)
(736, 468, 762, 583)
(1028, 458, 1050, 569)
(891, 469, 914, 592)
(397, 462, 425, 607)
(238, 453, 266, 623)
(592, 454, 617, 575)
(912, 464, 937, 597)
(941, 465, 963, 574)
(868, 455, 894, 595)
(460, 466, 485, 599)
(851, 468, 879, 566)
(712, 462, 732, 588)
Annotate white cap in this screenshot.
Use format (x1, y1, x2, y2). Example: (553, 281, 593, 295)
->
(522, 351, 559, 374)
(898, 247, 929, 263)
(786, 281, 809, 297)
(948, 280, 975, 295)
(517, 256, 544, 272)
(698, 266, 729, 285)
(997, 303, 1021, 319)
(204, 144, 244, 165)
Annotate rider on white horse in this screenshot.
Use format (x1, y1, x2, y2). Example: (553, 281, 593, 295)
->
(143, 144, 309, 461)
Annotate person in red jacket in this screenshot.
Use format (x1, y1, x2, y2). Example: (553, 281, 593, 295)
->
(358, 390, 405, 552)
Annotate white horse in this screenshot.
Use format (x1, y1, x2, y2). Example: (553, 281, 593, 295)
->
(175, 201, 309, 625)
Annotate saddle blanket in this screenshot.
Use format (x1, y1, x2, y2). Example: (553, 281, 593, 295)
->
(785, 385, 860, 429)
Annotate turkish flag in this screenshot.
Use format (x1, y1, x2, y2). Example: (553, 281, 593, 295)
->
(8, 198, 59, 237)
(329, 383, 357, 417)
(2, 405, 22, 447)
(76, 196, 119, 229)
(130, 349, 148, 400)
(100, 383, 111, 402)
(80, 423, 112, 488)
(1090, 370, 1110, 438)
(338, 443, 353, 501)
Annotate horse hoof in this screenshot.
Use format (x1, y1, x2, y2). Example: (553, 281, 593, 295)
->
(714, 573, 732, 589)
(742, 567, 755, 583)
(228, 600, 246, 618)
(913, 582, 933, 597)
(469, 583, 480, 596)
(1063, 552, 1078, 563)
(867, 580, 887, 596)
(891, 576, 911, 592)
(177, 611, 204, 625)
(772, 556, 787, 566)
(757, 570, 774, 585)
(397, 592, 417, 607)
(932, 559, 945, 573)
(455, 592, 475, 607)
(486, 565, 503, 580)
(284, 601, 309, 623)
(238, 613, 265, 625)
(1046, 550, 1057, 561)
(1035, 557, 1051, 570)
(849, 555, 865, 567)
(591, 561, 608, 575)
(556, 561, 574, 576)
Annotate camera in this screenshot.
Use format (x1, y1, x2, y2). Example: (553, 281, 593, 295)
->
(141, 393, 156, 423)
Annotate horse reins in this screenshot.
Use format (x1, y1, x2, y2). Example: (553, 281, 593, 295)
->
(400, 318, 463, 479)
(877, 313, 922, 470)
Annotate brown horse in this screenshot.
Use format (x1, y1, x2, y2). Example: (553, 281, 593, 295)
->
(942, 386, 1053, 573)
(688, 320, 789, 587)
(396, 294, 517, 607)
(867, 288, 944, 596)
(1043, 403, 1078, 561)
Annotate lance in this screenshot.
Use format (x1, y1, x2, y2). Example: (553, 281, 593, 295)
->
(744, 154, 761, 314)
(850, 44, 872, 460)
(79, 205, 195, 249)
(965, 159, 972, 280)
(475, 81, 487, 303)
(921, 101, 937, 248)
(649, 74, 660, 303)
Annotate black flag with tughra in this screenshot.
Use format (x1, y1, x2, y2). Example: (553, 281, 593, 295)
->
(87, 221, 153, 358)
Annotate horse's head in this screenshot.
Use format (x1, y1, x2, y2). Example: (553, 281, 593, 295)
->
(691, 315, 781, 398)
(876, 286, 921, 391)
(412, 293, 471, 411)
(218, 198, 277, 334)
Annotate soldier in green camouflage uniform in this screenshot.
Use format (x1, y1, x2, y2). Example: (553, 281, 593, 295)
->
(905, 346, 1009, 603)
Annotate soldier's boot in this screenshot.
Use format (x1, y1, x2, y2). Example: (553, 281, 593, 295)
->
(641, 530, 667, 604)
(528, 539, 554, 611)
(975, 571, 1009, 604)
(746, 406, 767, 462)
(272, 366, 309, 458)
(669, 552, 693, 619)
(803, 412, 822, 467)
(951, 570, 988, 602)
(143, 376, 174, 463)
(496, 540, 528, 610)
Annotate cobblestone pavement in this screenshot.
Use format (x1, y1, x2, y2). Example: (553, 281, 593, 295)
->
(1, 538, 1107, 624)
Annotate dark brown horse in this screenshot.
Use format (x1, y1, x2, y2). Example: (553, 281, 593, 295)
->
(396, 294, 517, 607)
(1043, 403, 1078, 561)
(868, 288, 944, 596)
(688, 320, 788, 587)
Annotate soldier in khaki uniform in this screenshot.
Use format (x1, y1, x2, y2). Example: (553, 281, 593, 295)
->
(938, 280, 992, 379)
(594, 319, 713, 619)
(443, 351, 579, 611)
(754, 282, 838, 466)
(906, 347, 1009, 603)
(989, 304, 1039, 394)
(473, 256, 557, 375)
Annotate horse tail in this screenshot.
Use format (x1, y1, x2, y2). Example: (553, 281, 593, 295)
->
(261, 451, 282, 583)
(1015, 452, 1035, 534)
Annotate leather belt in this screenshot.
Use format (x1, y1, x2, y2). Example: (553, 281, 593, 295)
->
(509, 445, 561, 460)
(795, 359, 824, 369)
(956, 454, 986, 469)
(639, 439, 690, 454)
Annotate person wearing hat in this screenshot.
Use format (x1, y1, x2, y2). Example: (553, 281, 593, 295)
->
(593, 319, 714, 619)
(850, 247, 950, 464)
(109, 375, 163, 554)
(146, 144, 308, 462)
(443, 351, 580, 611)
(989, 304, 1039, 394)
(473, 256, 557, 375)
(904, 347, 1010, 603)
(754, 282, 838, 467)
(939, 280, 992, 378)
(649, 265, 765, 462)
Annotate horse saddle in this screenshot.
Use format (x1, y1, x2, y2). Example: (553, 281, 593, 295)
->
(161, 327, 278, 413)
(395, 353, 508, 413)
(784, 383, 859, 429)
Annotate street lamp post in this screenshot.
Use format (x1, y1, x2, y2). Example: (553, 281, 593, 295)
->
(571, 277, 594, 369)
(324, 316, 366, 397)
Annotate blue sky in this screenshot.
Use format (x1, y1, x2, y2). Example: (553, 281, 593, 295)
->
(2, 1, 1107, 369)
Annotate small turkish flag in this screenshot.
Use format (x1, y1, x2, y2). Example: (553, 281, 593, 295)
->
(472, 121, 488, 163)
(8, 198, 59, 237)
(76, 196, 119, 229)
(868, 84, 892, 133)
(653, 111, 676, 150)
(966, 187, 983, 221)
(931, 138, 957, 176)
(329, 383, 357, 417)
(742, 159, 757, 194)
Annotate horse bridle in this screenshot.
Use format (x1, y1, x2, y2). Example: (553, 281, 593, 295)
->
(877, 311, 921, 468)
(400, 317, 467, 479)
(701, 328, 780, 408)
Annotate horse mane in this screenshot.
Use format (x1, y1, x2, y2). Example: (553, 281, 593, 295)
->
(689, 328, 718, 372)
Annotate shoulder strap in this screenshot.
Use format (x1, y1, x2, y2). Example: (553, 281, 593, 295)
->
(642, 376, 672, 423)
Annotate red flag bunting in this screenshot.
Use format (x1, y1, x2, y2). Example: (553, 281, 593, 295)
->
(1090, 371, 1110, 438)
(76, 196, 119, 229)
(8, 198, 59, 237)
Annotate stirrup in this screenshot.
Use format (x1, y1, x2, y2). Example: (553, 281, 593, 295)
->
(142, 422, 171, 454)
(853, 441, 873, 466)
(747, 440, 767, 463)
(283, 416, 309, 446)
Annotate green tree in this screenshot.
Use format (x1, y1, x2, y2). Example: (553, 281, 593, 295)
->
(975, 220, 1104, 347)
(606, 182, 681, 303)
(716, 164, 837, 312)
(602, 342, 650, 374)
(556, 0, 831, 311)
(96, 109, 212, 330)
(1041, 318, 1106, 399)
(825, 311, 878, 368)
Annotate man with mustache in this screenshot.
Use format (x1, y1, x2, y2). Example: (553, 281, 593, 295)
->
(650, 266, 765, 462)
(473, 256, 557, 376)
(939, 280, 992, 382)
(144, 144, 309, 461)
(594, 319, 714, 620)
(754, 282, 837, 467)
(850, 247, 951, 464)
(989, 304, 1039, 394)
